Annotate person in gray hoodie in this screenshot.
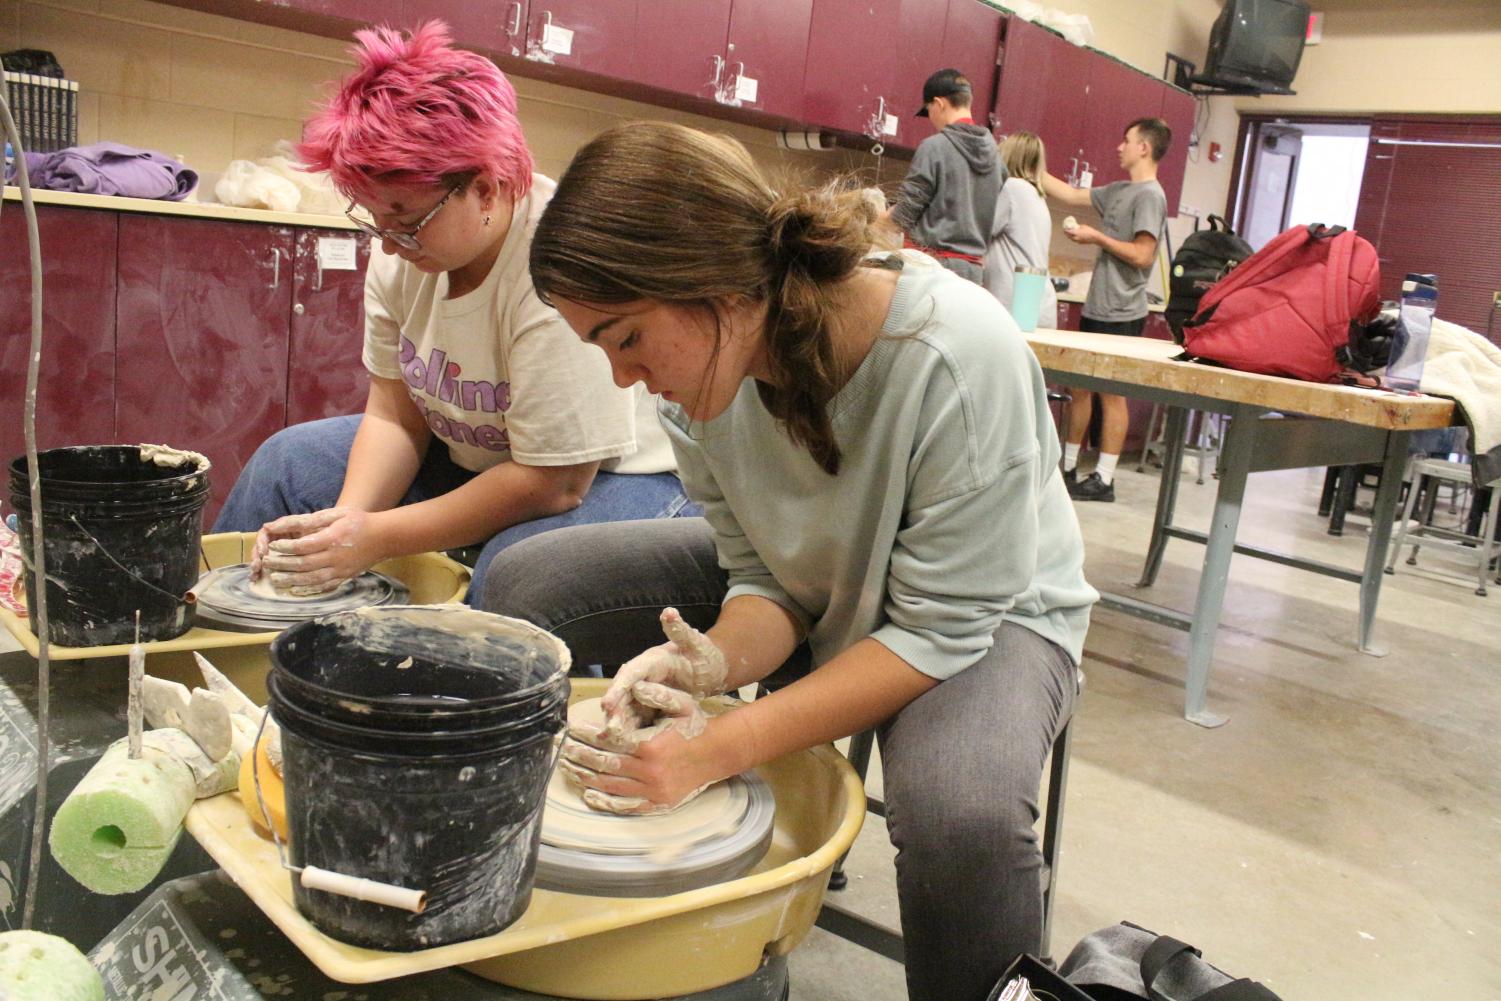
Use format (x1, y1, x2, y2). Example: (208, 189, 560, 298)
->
(886, 68, 1005, 284)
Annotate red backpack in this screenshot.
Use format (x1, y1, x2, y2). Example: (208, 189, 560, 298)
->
(1182, 224, 1381, 382)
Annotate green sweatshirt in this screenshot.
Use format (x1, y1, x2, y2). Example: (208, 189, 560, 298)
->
(661, 254, 1097, 679)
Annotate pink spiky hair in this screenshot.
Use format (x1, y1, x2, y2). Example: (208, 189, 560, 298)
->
(298, 20, 533, 202)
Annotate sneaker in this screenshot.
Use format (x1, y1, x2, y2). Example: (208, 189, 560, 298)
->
(1063, 467, 1078, 489)
(1070, 471, 1115, 502)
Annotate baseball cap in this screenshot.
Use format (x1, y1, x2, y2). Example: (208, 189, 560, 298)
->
(915, 69, 972, 117)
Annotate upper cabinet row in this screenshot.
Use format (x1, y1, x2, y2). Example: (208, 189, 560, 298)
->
(166, 0, 1191, 209)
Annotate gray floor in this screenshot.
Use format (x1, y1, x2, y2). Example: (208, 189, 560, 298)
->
(788, 462, 1501, 1001)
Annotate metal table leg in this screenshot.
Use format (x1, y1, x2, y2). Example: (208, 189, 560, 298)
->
(1182, 405, 1257, 728)
(1359, 430, 1411, 655)
(1138, 406, 1191, 588)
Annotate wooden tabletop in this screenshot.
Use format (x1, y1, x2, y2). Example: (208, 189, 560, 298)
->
(1027, 328, 1457, 431)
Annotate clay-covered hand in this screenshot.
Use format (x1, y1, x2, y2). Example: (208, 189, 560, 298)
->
(251, 507, 381, 596)
(601, 608, 728, 726)
(560, 684, 715, 815)
(1063, 222, 1101, 246)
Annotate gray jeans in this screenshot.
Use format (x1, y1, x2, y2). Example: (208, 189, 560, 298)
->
(483, 518, 1078, 1001)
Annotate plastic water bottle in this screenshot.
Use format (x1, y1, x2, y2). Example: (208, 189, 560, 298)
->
(1386, 273, 1438, 392)
(3, 142, 13, 184)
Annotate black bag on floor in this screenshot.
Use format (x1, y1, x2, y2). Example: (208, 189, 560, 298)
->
(1060, 922, 1285, 1001)
(1165, 215, 1253, 345)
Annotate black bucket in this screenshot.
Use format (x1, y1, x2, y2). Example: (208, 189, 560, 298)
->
(8, 445, 210, 646)
(268, 605, 571, 951)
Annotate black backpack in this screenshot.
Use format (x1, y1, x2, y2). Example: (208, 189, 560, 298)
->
(1165, 215, 1253, 345)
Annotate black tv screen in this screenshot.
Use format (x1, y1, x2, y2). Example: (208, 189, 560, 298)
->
(1202, 0, 1310, 94)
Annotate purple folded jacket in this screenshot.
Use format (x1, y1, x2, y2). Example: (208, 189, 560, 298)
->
(10, 142, 197, 201)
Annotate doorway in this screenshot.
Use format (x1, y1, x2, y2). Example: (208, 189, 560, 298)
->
(1231, 118, 1372, 249)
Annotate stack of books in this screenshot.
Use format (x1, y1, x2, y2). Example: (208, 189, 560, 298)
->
(2, 72, 79, 154)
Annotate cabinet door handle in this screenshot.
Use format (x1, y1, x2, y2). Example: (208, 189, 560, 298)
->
(506, 1, 522, 36)
(293, 302, 305, 316)
(268, 249, 280, 290)
(710, 54, 725, 100)
(314, 258, 324, 292)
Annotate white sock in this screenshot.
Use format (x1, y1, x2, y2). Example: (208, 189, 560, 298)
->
(1095, 452, 1119, 485)
(1063, 443, 1081, 472)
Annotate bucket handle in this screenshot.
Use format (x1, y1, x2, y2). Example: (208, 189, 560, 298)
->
(57, 514, 189, 608)
(251, 710, 428, 913)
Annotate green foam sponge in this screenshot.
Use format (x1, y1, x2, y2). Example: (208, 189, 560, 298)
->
(0, 930, 104, 1001)
(49, 738, 197, 895)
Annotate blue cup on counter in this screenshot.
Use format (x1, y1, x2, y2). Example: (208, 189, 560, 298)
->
(1009, 266, 1049, 333)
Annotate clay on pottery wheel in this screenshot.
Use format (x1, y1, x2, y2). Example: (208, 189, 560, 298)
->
(534, 697, 776, 897)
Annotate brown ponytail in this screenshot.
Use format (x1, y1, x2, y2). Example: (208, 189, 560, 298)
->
(530, 121, 881, 474)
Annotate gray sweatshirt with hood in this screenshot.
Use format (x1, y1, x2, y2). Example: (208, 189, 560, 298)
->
(890, 122, 1006, 261)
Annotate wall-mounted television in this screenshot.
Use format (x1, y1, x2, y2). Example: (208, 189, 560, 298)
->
(1193, 0, 1310, 95)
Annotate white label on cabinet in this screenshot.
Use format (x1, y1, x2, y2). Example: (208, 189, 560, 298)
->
(883, 113, 899, 137)
(542, 23, 574, 56)
(318, 237, 358, 270)
(1078, 169, 1094, 189)
(734, 74, 759, 104)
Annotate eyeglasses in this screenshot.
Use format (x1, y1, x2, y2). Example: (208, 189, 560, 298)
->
(345, 183, 461, 251)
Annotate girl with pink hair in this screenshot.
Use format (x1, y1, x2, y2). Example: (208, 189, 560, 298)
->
(215, 22, 687, 600)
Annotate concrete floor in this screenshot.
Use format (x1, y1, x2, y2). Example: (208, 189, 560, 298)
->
(3, 460, 1494, 999)
(788, 461, 1501, 1001)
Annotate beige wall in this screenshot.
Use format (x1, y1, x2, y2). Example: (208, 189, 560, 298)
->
(1246, 0, 1501, 116)
(0, 0, 868, 204)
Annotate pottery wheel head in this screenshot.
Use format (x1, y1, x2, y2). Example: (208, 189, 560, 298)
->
(192, 564, 407, 631)
(535, 697, 776, 897)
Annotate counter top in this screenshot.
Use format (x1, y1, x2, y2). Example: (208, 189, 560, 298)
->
(3, 185, 357, 229)
(1055, 289, 1167, 314)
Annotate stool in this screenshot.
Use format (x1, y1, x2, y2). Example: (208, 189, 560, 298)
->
(814, 685, 1079, 965)
(1384, 455, 1501, 596)
(1137, 406, 1224, 483)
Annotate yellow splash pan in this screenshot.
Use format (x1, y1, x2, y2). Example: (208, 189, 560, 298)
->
(0, 533, 469, 698)
(185, 679, 866, 999)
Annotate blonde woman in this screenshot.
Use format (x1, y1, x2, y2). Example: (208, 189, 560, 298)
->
(984, 131, 1058, 324)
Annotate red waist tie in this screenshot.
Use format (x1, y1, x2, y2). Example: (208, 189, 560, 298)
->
(902, 236, 983, 266)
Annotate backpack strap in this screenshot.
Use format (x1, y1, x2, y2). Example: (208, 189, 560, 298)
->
(1140, 934, 1202, 995)
(1207, 214, 1232, 233)
(1324, 230, 1354, 342)
(1195, 224, 1309, 315)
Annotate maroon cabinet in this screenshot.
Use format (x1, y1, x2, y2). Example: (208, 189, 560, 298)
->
(889, 0, 950, 152)
(1157, 85, 1194, 212)
(631, 0, 812, 120)
(0, 205, 119, 468)
(406, 0, 518, 53)
(803, 0, 903, 139)
(721, 0, 814, 121)
(632, 0, 733, 100)
(115, 216, 295, 520)
(940, 0, 1002, 132)
(287, 229, 374, 426)
(521, 1, 636, 79)
(1081, 57, 1160, 188)
(994, 16, 1090, 176)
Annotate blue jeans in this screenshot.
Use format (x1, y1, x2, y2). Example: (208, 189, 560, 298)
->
(213, 415, 696, 603)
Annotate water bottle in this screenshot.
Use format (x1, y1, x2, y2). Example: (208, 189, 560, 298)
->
(1009, 266, 1049, 333)
(3, 142, 13, 184)
(1386, 273, 1438, 392)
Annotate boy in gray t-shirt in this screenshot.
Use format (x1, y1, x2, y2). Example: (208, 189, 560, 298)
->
(1042, 116, 1172, 502)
